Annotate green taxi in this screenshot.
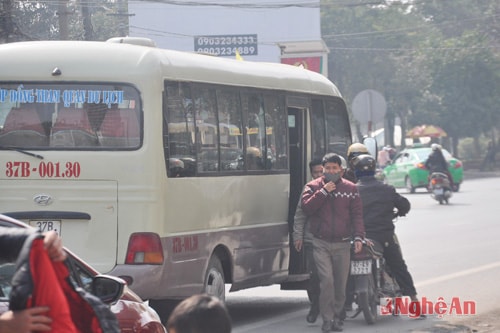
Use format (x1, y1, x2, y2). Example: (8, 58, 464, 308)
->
(382, 146, 463, 193)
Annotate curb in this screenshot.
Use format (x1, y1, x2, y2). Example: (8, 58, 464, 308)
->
(463, 170, 500, 180)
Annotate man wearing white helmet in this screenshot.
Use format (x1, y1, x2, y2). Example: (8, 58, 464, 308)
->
(425, 143, 453, 187)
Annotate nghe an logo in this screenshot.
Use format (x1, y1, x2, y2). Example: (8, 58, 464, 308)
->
(380, 296, 476, 318)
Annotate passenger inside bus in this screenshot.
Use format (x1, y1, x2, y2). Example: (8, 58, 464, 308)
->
(0, 104, 48, 147)
(50, 107, 97, 147)
(245, 146, 264, 170)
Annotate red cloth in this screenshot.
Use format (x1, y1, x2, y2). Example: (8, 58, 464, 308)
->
(28, 238, 78, 333)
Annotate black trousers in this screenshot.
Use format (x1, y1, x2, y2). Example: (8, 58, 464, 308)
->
(377, 235, 417, 297)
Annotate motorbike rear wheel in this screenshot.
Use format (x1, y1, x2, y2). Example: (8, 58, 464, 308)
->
(359, 275, 378, 324)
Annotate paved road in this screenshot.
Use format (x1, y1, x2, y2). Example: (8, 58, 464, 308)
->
(228, 175, 500, 333)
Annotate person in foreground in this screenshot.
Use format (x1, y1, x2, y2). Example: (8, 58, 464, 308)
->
(301, 153, 365, 332)
(353, 154, 424, 316)
(0, 228, 66, 333)
(166, 293, 231, 333)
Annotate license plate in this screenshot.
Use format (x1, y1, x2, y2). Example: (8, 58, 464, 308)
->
(434, 188, 444, 195)
(29, 220, 61, 235)
(350, 260, 372, 275)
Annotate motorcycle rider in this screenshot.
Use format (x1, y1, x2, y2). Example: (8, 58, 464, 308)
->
(424, 143, 453, 188)
(344, 143, 369, 184)
(352, 154, 424, 313)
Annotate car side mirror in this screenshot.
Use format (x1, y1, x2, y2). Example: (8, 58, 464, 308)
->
(91, 274, 125, 304)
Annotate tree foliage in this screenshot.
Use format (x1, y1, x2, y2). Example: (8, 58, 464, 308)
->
(321, 0, 499, 153)
(0, 0, 126, 42)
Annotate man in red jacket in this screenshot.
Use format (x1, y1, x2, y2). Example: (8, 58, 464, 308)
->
(302, 153, 365, 332)
(0, 229, 65, 333)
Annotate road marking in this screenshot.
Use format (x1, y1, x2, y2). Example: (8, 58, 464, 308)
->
(415, 261, 500, 287)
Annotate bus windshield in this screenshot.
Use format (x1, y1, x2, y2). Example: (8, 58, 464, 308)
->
(0, 83, 141, 149)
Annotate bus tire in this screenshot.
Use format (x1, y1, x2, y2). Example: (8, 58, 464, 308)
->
(204, 256, 226, 301)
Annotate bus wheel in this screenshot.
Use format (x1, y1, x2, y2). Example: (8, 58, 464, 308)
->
(204, 256, 226, 301)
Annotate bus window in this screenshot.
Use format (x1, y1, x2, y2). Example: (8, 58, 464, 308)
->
(325, 99, 351, 157)
(165, 82, 196, 177)
(311, 98, 351, 160)
(0, 103, 48, 147)
(0, 83, 141, 150)
(192, 86, 218, 173)
(311, 99, 326, 160)
(216, 89, 243, 172)
(263, 94, 288, 170)
(241, 93, 266, 171)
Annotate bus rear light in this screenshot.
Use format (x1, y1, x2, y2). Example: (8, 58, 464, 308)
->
(125, 232, 164, 264)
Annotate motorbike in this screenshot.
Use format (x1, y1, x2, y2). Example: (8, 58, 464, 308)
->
(349, 240, 402, 324)
(428, 171, 452, 204)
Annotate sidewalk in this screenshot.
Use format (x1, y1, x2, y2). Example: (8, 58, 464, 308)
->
(411, 307, 500, 332)
(463, 168, 500, 180)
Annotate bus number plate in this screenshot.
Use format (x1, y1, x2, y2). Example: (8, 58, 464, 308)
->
(29, 220, 61, 235)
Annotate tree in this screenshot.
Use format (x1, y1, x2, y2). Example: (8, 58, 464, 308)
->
(321, 0, 500, 153)
(0, 0, 126, 42)
(321, 1, 431, 145)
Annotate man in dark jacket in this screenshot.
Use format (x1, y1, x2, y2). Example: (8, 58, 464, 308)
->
(302, 153, 365, 332)
(353, 154, 421, 305)
(0, 228, 65, 333)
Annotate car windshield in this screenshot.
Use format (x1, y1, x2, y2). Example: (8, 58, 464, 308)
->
(414, 147, 452, 161)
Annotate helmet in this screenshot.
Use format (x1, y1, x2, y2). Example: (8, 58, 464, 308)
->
(352, 154, 376, 174)
(339, 155, 347, 170)
(431, 143, 441, 151)
(347, 143, 369, 162)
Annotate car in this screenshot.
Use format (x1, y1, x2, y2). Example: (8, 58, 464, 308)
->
(382, 145, 463, 193)
(0, 214, 167, 333)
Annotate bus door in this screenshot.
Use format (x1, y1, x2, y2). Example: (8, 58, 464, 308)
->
(286, 99, 308, 277)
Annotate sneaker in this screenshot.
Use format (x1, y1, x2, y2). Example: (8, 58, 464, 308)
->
(306, 306, 319, 323)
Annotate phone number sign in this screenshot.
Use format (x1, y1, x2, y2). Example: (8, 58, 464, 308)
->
(194, 34, 258, 57)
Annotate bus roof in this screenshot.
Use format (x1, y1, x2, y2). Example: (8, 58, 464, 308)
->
(0, 40, 340, 97)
